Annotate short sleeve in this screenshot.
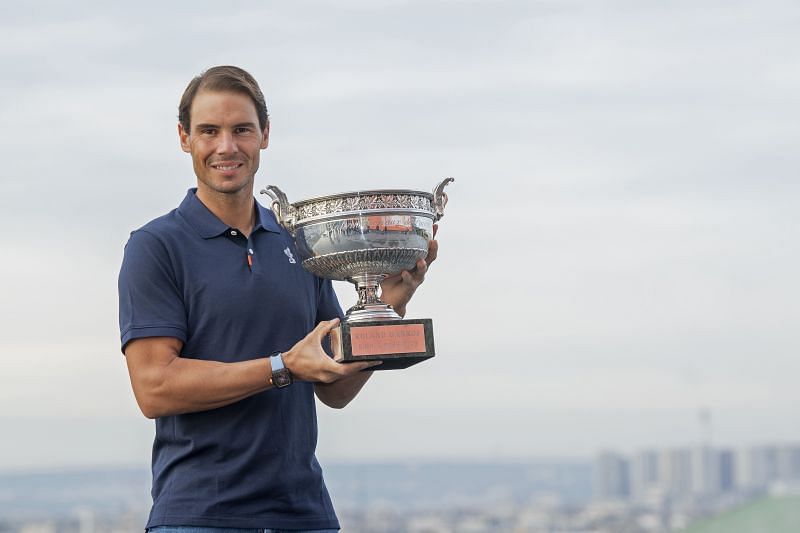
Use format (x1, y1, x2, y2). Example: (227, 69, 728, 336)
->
(118, 230, 188, 352)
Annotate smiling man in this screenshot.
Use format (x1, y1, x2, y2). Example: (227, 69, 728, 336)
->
(118, 66, 435, 532)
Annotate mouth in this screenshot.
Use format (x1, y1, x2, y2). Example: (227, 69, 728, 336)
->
(209, 161, 245, 172)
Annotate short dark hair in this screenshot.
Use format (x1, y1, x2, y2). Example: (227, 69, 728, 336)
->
(178, 65, 269, 132)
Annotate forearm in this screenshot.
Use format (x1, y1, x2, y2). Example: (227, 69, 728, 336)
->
(126, 321, 377, 418)
(130, 355, 271, 418)
(314, 370, 373, 409)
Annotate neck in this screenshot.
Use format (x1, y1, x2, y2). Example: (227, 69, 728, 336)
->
(196, 187, 256, 237)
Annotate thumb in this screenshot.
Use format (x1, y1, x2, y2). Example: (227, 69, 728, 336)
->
(313, 317, 341, 339)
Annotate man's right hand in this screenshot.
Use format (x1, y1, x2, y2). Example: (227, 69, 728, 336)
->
(282, 318, 378, 383)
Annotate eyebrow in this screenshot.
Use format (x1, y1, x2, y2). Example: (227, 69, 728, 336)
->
(194, 122, 259, 130)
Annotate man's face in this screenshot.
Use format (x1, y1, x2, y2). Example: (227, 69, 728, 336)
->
(178, 89, 269, 197)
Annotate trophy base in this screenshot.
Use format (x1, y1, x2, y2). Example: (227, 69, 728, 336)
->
(333, 318, 435, 370)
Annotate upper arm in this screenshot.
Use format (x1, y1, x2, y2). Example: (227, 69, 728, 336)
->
(118, 230, 188, 353)
(124, 336, 183, 418)
(124, 336, 183, 379)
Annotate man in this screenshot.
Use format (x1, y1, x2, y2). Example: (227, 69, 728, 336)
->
(118, 66, 436, 532)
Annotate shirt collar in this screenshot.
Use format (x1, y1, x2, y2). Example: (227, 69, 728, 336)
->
(254, 196, 282, 234)
(178, 188, 282, 239)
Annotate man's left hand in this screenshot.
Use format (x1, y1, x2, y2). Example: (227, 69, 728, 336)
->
(380, 224, 439, 318)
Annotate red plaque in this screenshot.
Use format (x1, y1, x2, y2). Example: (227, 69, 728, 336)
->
(349, 324, 427, 356)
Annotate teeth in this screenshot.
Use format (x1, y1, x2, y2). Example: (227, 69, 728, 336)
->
(213, 164, 240, 171)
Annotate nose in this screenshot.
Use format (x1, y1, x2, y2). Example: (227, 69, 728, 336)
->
(216, 130, 238, 154)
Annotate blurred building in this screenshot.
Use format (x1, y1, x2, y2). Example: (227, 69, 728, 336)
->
(593, 451, 630, 501)
(719, 449, 735, 492)
(691, 446, 731, 496)
(658, 448, 692, 497)
(595, 443, 800, 503)
(630, 449, 659, 502)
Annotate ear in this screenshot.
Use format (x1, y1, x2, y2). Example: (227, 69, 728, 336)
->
(178, 123, 191, 153)
(260, 124, 270, 150)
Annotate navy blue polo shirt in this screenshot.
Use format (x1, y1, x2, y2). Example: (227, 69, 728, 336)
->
(118, 189, 343, 530)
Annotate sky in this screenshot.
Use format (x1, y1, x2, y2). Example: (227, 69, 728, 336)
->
(0, 0, 798, 471)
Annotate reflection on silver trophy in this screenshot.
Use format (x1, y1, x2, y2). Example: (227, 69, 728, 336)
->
(261, 178, 454, 369)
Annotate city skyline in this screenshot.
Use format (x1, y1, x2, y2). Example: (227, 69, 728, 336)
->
(3, 441, 799, 532)
(594, 442, 800, 501)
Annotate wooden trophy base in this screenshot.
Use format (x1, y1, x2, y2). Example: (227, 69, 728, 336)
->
(332, 318, 435, 370)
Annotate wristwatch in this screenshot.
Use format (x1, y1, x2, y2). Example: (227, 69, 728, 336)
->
(269, 352, 293, 388)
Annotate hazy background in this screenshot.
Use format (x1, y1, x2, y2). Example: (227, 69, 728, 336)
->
(0, 0, 797, 471)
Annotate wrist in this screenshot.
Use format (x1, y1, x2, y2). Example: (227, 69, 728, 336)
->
(269, 351, 293, 388)
(281, 347, 295, 370)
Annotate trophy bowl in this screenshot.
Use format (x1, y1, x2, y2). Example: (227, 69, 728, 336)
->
(261, 178, 454, 324)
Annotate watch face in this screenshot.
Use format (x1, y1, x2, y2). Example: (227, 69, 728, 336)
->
(273, 368, 292, 388)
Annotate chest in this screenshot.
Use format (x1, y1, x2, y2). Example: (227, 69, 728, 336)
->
(174, 231, 319, 357)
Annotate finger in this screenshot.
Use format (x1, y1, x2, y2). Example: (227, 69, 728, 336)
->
(414, 258, 428, 277)
(341, 360, 382, 373)
(425, 240, 438, 265)
(402, 268, 424, 286)
(382, 272, 402, 283)
(313, 317, 340, 339)
(325, 359, 380, 378)
(406, 259, 427, 282)
(329, 327, 343, 361)
(317, 351, 356, 378)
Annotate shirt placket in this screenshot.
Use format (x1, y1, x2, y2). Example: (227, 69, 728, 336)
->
(226, 228, 255, 273)
(246, 232, 258, 273)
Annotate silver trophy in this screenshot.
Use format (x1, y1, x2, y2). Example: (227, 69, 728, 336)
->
(261, 178, 454, 370)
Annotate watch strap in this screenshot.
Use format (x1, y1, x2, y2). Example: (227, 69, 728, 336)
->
(270, 352, 285, 371)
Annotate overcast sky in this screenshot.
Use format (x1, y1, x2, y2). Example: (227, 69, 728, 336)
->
(0, 0, 798, 470)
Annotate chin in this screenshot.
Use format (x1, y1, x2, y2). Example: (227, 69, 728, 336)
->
(201, 176, 253, 195)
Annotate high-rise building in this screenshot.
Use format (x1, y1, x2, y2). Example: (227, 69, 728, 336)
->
(658, 448, 693, 497)
(718, 449, 735, 492)
(690, 446, 723, 495)
(630, 449, 660, 502)
(776, 445, 800, 483)
(736, 446, 779, 489)
(593, 451, 630, 501)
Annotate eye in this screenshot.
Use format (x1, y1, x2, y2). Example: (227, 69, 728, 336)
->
(200, 127, 217, 135)
(235, 127, 253, 134)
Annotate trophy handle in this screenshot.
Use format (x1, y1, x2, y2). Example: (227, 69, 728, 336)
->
(260, 185, 296, 234)
(432, 177, 455, 222)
